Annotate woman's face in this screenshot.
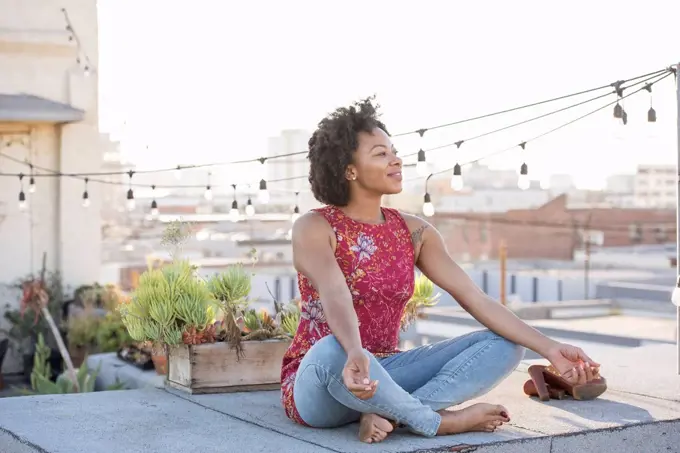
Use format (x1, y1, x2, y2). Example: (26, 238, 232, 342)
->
(346, 127, 403, 196)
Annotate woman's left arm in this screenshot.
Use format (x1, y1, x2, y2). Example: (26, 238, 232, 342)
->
(405, 215, 599, 379)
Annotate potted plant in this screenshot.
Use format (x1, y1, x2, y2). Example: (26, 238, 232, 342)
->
(401, 273, 440, 331)
(118, 220, 295, 394)
(66, 313, 99, 367)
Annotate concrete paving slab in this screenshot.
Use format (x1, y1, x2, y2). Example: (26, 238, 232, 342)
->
(0, 389, 330, 453)
(1, 344, 679, 453)
(171, 387, 536, 453)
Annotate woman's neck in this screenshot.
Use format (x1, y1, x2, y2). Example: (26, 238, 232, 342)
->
(339, 196, 384, 224)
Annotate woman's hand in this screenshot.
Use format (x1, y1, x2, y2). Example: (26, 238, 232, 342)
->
(545, 343, 601, 384)
(342, 348, 378, 400)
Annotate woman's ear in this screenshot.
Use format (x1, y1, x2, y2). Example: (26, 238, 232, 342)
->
(345, 166, 357, 181)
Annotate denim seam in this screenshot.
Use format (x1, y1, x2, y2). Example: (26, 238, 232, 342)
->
(383, 332, 494, 371)
(298, 362, 436, 436)
(417, 337, 497, 402)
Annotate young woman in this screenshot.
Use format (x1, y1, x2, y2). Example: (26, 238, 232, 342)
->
(280, 98, 601, 444)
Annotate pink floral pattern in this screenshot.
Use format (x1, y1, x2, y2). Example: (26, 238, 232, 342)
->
(280, 206, 415, 425)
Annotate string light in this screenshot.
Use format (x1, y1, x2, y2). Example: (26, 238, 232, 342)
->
(62, 8, 94, 77)
(258, 179, 270, 204)
(258, 157, 268, 180)
(645, 83, 657, 122)
(422, 193, 434, 217)
(150, 185, 159, 218)
(18, 174, 27, 211)
(450, 163, 464, 191)
(422, 175, 435, 217)
(229, 184, 239, 223)
(82, 178, 90, 207)
(28, 164, 36, 194)
(204, 172, 213, 201)
(517, 142, 530, 190)
(291, 192, 301, 223)
(245, 196, 255, 217)
(449, 141, 465, 191)
(415, 129, 428, 177)
(126, 170, 135, 211)
(0, 65, 674, 212)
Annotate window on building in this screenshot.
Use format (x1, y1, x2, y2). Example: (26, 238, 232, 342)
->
(654, 226, 669, 243)
(629, 223, 643, 244)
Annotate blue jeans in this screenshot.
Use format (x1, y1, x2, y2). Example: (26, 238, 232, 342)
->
(293, 329, 525, 437)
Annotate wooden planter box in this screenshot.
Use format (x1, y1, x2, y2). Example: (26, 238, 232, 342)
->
(165, 339, 291, 394)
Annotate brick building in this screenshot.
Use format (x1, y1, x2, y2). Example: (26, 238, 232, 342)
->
(432, 194, 676, 261)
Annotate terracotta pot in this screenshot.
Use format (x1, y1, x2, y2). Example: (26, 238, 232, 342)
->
(151, 354, 167, 375)
(68, 344, 88, 368)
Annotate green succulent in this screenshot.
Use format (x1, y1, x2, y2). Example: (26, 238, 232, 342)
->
(401, 273, 440, 330)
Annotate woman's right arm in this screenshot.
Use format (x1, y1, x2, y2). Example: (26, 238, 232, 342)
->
(291, 212, 363, 354)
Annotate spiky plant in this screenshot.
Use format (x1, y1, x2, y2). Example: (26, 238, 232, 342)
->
(241, 309, 289, 341)
(207, 264, 252, 316)
(277, 300, 301, 337)
(120, 260, 216, 347)
(401, 273, 440, 331)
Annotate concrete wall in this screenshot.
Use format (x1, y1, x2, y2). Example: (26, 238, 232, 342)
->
(0, 0, 102, 374)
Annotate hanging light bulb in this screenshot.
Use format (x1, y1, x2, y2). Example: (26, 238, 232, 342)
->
(83, 66, 90, 77)
(82, 178, 90, 207)
(518, 163, 530, 190)
(174, 165, 182, 180)
(291, 191, 301, 223)
(422, 193, 435, 217)
(645, 83, 657, 122)
(28, 166, 36, 193)
(149, 185, 159, 218)
(416, 149, 428, 176)
(672, 276, 680, 307)
(258, 179, 270, 204)
(613, 102, 623, 119)
(203, 172, 213, 200)
(245, 197, 255, 217)
(450, 163, 464, 191)
(229, 200, 239, 222)
(291, 206, 300, 223)
(126, 170, 136, 211)
(18, 190, 27, 211)
(17, 174, 27, 211)
(126, 189, 135, 211)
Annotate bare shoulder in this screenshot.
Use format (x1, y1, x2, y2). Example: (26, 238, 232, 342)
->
(395, 211, 439, 251)
(292, 211, 334, 242)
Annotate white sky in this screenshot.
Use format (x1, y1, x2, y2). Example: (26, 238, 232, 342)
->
(96, 0, 679, 190)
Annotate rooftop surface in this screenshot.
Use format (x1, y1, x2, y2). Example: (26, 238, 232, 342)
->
(0, 343, 678, 453)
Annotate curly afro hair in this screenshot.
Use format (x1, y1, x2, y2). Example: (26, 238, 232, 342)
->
(308, 97, 389, 207)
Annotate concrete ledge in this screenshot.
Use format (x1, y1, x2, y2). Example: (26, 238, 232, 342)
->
(1, 344, 678, 453)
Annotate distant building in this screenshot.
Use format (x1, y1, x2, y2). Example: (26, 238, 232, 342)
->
(633, 164, 675, 208)
(0, 0, 102, 286)
(606, 174, 635, 194)
(432, 194, 676, 261)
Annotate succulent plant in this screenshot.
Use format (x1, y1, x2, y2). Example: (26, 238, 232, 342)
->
(401, 273, 440, 331)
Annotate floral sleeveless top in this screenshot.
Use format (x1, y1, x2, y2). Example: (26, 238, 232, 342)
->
(280, 205, 415, 425)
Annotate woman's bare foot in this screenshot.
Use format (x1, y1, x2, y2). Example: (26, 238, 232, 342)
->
(437, 403, 510, 435)
(359, 413, 395, 443)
